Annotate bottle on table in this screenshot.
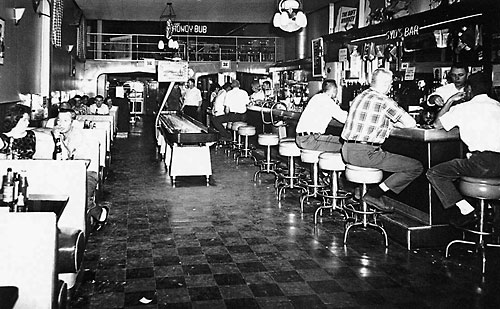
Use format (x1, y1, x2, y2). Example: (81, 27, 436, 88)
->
(15, 192, 26, 213)
(1, 168, 15, 212)
(53, 137, 63, 160)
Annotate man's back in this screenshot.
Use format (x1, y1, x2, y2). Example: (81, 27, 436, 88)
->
(225, 88, 248, 113)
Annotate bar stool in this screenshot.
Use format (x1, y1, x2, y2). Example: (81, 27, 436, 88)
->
(276, 140, 305, 202)
(445, 176, 500, 274)
(253, 133, 280, 181)
(299, 149, 324, 213)
(235, 125, 257, 165)
(315, 152, 351, 225)
(230, 121, 247, 155)
(343, 164, 388, 247)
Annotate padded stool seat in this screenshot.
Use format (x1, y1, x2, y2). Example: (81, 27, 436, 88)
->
(446, 176, 500, 273)
(299, 149, 324, 213)
(235, 126, 257, 165)
(319, 152, 345, 171)
(459, 177, 500, 200)
(280, 137, 295, 143)
(238, 125, 256, 136)
(231, 121, 247, 131)
(300, 149, 322, 164)
(276, 141, 306, 202)
(343, 164, 388, 247)
(314, 152, 351, 224)
(254, 134, 280, 182)
(258, 133, 279, 146)
(279, 141, 301, 157)
(345, 165, 383, 184)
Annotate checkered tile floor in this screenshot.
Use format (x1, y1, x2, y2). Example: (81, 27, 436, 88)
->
(70, 117, 500, 308)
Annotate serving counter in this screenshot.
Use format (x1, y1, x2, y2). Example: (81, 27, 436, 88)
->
(247, 105, 464, 249)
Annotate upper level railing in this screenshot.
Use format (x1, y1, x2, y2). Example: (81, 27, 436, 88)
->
(86, 33, 284, 63)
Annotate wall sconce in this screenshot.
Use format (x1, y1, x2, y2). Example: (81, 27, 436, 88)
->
(65, 45, 74, 53)
(272, 0, 307, 32)
(13, 8, 26, 26)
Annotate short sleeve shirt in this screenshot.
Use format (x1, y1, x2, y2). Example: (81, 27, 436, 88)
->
(341, 88, 406, 144)
(224, 88, 249, 114)
(296, 93, 347, 134)
(183, 87, 202, 107)
(440, 94, 500, 153)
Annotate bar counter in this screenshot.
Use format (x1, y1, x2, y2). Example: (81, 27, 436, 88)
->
(247, 105, 464, 249)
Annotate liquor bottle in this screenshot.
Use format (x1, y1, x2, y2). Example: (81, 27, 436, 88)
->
(53, 137, 63, 160)
(13, 172, 19, 203)
(2, 168, 15, 212)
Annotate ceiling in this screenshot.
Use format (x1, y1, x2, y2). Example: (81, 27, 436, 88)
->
(74, 0, 334, 23)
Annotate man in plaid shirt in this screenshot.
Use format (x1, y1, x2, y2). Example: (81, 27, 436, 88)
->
(341, 68, 423, 211)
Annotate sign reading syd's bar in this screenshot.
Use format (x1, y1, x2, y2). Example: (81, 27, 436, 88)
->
(386, 25, 419, 40)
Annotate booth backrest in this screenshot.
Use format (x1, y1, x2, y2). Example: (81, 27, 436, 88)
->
(76, 115, 114, 141)
(0, 160, 87, 234)
(74, 129, 100, 174)
(0, 213, 57, 309)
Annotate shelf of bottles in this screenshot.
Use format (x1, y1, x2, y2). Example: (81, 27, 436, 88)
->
(274, 70, 311, 112)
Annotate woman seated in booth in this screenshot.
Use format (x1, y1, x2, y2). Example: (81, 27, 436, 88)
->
(0, 105, 36, 159)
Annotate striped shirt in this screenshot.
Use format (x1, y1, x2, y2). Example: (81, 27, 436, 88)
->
(341, 88, 406, 144)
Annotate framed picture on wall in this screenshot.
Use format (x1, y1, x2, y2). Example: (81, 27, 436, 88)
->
(0, 18, 5, 64)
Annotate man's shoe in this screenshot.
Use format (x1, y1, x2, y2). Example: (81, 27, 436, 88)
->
(362, 193, 394, 212)
(449, 211, 478, 228)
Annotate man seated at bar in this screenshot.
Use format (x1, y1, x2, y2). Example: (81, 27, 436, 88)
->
(212, 79, 249, 141)
(427, 72, 500, 227)
(212, 82, 231, 119)
(89, 95, 110, 115)
(296, 79, 347, 152)
(341, 68, 423, 211)
(427, 63, 468, 108)
(53, 109, 109, 230)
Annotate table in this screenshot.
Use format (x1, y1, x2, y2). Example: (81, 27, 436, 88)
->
(157, 112, 218, 186)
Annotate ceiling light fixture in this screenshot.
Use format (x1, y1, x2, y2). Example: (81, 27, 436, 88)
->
(272, 0, 307, 32)
(158, 2, 179, 50)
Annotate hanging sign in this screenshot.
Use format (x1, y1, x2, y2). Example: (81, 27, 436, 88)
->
(157, 61, 188, 82)
(339, 48, 348, 62)
(220, 60, 231, 70)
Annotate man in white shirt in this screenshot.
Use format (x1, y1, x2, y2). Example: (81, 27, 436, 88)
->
(427, 64, 468, 107)
(295, 79, 347, 152)
(212, 82, 231, 117)
(427, 72, 500, 227)
(249, 80, 265, 105)
(182, 78, 203, 121)
(89, 95, 110, 115)
(212, 79, 249, 140)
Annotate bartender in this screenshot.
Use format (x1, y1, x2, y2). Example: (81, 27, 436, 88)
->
(295, 79, 347, 152)
(427, 63, 468, 107)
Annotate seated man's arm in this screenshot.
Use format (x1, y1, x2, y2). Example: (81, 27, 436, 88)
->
(394, 112, 416, 128)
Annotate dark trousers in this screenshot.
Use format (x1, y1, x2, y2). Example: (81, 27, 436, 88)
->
(342, 143, 423, 194)
(212, 112, 247, 139)
(87, 171, 102, 220)
(295, 134, 342, 152)
(183, 106, 200, 122)
(427, 151, 500, 209)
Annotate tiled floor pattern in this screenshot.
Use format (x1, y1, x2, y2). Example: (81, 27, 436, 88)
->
(71, 117, 500, 308)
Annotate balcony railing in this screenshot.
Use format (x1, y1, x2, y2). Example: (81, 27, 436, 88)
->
(86, 33, 284, 62)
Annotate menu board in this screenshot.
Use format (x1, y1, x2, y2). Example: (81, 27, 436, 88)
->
(312, 38, 324, 77)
